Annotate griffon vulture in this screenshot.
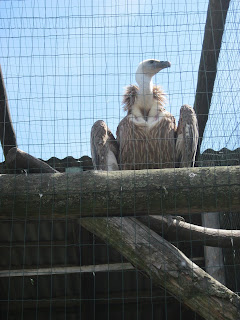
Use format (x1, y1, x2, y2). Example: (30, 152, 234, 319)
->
(91, 59, 198, 170)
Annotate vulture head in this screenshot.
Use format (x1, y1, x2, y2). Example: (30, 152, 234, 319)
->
(135, 59, 171, 88)
(122, 59, 171, 116)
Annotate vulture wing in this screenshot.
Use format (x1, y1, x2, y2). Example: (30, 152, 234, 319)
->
(176, 105, 199, 167)
(91, 120, 119, 171)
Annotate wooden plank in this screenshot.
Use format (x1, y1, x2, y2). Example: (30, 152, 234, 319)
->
(0, 166, 239, 218)
(0, 262, 134, 278)
(0, 241, 79, 247)
(80, 217, 240, 320)
(0, 289, 169, 310)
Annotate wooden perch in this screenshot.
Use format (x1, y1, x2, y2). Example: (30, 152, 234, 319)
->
(0, 65, 17, 158)
(194, 0, 230, 150)
(6, 147, 58, 173)
(79, 217, 240, 320)
(139, 215, 240, 248)
(0, 166, 239, 218)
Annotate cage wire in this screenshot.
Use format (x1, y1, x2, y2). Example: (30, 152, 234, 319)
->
(200, 0, 240, 152)
(0, 0, 240, 319)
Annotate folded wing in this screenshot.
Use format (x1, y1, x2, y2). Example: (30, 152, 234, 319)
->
(91, 120, 119, 171)
(176, 105, 199, 167)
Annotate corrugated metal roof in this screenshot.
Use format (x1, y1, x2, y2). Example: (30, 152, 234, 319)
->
(1, 148, 240, 174)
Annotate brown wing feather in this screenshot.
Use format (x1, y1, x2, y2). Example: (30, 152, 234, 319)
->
(91, 120, 119, 170)
(148, 113, 177, 168)
(176, 105, 199, 167)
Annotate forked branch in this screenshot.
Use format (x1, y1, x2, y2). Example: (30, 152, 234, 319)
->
(80, 217, 240, 320)
(139, 215, 240, 248)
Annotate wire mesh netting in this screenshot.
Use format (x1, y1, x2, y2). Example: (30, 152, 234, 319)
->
(0, 0, 211, 161)
(0, 0, 240, 319)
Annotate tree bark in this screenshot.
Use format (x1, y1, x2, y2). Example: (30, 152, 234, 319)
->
(0, 166, 239, 218)
(138, 215, 240, 248)
(6, 147, 58, 173)
(79, 217, 240, 320)
(0, 65, 17, 158)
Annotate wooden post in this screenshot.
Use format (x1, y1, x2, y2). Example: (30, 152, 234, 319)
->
(202, 212, 226, 285)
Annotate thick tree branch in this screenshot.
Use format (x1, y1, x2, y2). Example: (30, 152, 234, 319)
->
(139, 215, 240, 248)
(6, 147, 58, 173)
(0, 65, 17, 158)
(0, 166, 239, 218)
(79, 217, 240, 320)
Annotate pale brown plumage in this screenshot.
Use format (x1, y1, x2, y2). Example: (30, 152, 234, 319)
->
(123, 85, 167, 114)
(91, 59, 199, 171)
(118, 85, 176, 169)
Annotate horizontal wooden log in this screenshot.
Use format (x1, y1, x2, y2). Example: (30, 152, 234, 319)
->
(6, 147, 58, 173)
(0, 262, 134, 278)
(139, 215, 240, 248)
(0, 166, 239, 218)
(80, 217, 240, 320)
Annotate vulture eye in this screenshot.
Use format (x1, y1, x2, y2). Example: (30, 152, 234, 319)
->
(149, 60, 154, 64)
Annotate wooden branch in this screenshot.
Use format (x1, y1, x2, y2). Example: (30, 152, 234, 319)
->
(138, 215, 240, 248)
(0, 65, 17, 158)
(194, 0, 230, 151)
(6, 147, 58, 173)
(79, 217, 240, 320)
(0, 262, 134, 278)
(0, 166, 239, 218)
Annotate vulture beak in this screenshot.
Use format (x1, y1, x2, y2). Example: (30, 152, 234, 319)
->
(157, 60, 171, 70)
